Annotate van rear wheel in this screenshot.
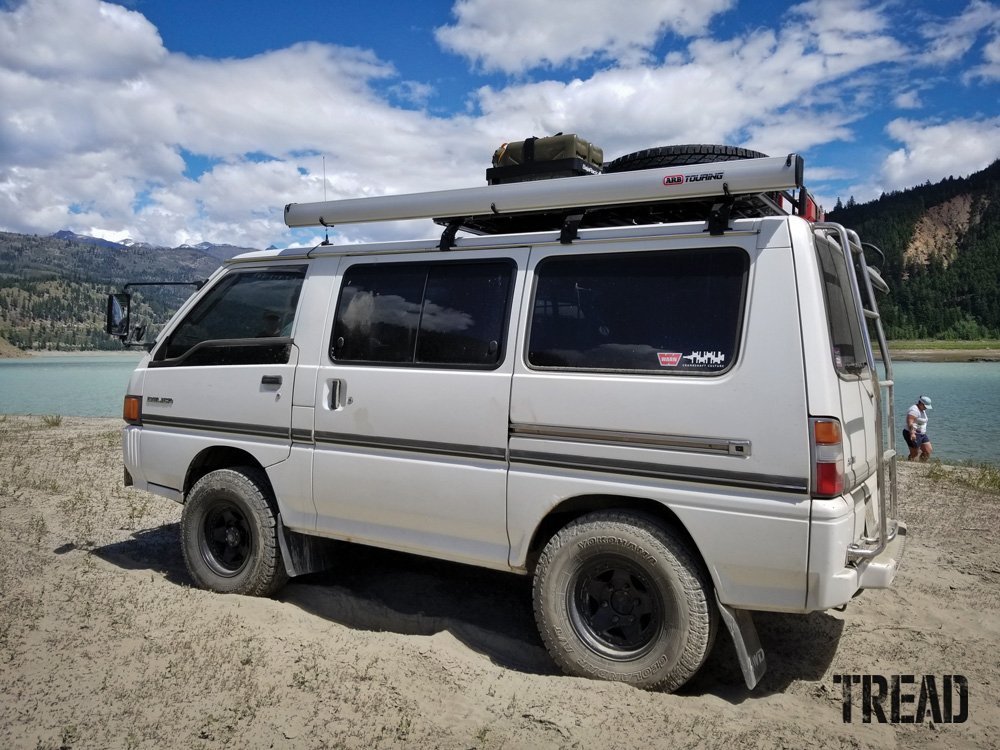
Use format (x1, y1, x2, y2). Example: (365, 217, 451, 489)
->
(532, 511, 716, 691)
(181, 467, 288, 597)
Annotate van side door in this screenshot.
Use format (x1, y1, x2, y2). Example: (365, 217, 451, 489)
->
(310, 251, 523, 569)
(138, 265, 307, 494)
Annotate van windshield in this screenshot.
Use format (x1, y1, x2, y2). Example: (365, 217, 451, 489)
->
(815, 235, 870, 375)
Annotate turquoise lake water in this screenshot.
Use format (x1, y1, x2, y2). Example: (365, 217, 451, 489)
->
(0, 354, 144, 418)
(1, 354, 997, 465)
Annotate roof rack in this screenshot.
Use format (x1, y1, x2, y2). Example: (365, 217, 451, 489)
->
(284, 154, 806, 238)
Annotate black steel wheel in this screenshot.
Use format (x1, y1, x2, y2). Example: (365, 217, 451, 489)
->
(533, 511, 717, 691)
(569, 554, 665, 659)
(181, 466, 288, 596)
(200, 499, 253, 577)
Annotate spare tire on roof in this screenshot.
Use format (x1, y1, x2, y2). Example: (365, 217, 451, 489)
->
(604, 144, 768, 173)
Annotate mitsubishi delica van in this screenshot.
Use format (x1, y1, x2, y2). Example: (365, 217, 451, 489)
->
(107, 144, 905, 692)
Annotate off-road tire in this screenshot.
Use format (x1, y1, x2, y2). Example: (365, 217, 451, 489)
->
(604, 144, 767, 172)
(181, 467, 288, 597)
(532, 511, 716, 691)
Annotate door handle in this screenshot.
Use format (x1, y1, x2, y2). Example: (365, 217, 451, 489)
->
(261, 375, 282, 386)
(329, 379, 347, 409)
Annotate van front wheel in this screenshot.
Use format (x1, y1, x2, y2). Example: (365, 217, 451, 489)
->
(181, 467, 288, 597)
(532, 511, 716, 691)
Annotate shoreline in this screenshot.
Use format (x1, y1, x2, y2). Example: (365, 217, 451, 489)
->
(886, 348, 1000, 362)
(0, 349, 143, 359)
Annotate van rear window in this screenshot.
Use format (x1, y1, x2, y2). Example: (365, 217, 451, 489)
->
(528, 248, 748, 374)
(814, 237, 870, 374)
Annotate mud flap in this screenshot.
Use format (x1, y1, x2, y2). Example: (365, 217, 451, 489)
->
(716, 593, 767, 690)
(277, 516, 337, 578)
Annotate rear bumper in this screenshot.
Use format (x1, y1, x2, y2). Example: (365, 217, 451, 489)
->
(856, 521, 907, 589)
(806, 504, 907, 610)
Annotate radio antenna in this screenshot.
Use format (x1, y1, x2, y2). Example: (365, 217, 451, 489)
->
(321, 156, 331, 245)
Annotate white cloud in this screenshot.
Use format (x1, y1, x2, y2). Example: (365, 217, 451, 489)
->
(806, 166, 855, 181)
(471, 3, 902, 160)
(0, 0, 164, 78)
(789, 0, 896, 56)
(435, 0, 735, 73)
(893, 90, 923, 109)
(919, 0, 1000, 65)
(964, 31, 1000, 82)
(1, 0, 997, 250)
(0, 0, 497, 246)
(881, 117, 1000, 189)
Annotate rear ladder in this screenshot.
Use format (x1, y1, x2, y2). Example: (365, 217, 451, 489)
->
(815, 223, 899, 560)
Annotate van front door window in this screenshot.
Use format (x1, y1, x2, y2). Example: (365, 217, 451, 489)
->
(155, 267, 306, 366)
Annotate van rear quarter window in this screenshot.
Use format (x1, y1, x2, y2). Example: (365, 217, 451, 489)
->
(814, 237, 870, 374)
(331, 260, 513, 367)
(527, 248, 748, 374)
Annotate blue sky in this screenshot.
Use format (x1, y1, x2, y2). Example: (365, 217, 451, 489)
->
(1, 0, 998, 248)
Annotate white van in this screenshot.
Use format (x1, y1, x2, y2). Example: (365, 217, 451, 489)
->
(107, 145, 905, 692)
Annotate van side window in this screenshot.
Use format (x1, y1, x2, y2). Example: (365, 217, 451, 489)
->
(815, 238, 870, 374)
(528, 248, 747, 374)
(154, 267, 306, 366)
(332, 261, 513, 367)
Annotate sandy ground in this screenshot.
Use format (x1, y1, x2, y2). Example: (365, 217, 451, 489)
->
(1, 416, 997, 750)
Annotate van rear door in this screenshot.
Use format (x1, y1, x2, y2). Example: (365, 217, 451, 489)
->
(812, 231, 879, 489)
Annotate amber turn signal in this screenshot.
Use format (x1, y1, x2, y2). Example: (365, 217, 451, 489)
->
(123, 395, 142, 425)
(813, 419, 842, 445)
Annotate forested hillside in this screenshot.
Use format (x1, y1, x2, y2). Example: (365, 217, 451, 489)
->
(829, 159, 1000, 339)
(0, 232, 223, 351)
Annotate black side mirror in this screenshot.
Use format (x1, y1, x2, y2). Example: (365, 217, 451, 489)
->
(106, 293, 131, 339)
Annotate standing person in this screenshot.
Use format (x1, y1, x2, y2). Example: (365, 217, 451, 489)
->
(903, 395, 933, 461)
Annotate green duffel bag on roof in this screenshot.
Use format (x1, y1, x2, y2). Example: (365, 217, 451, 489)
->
(493, 133, 603, 168)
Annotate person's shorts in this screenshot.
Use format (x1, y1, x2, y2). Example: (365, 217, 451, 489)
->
(903, 429, 930, 448)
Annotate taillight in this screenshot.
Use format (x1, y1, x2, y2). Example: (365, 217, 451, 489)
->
(812, 418, 844, 497)
(123, 395, 142, 425)
(802, 193, 824, 222)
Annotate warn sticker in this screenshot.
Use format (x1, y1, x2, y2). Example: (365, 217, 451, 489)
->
(658, 352, 683, 367)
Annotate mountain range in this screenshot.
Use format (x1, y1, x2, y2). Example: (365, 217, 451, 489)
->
(0, 230, 263, 352)
(48, 230, 270, 260)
